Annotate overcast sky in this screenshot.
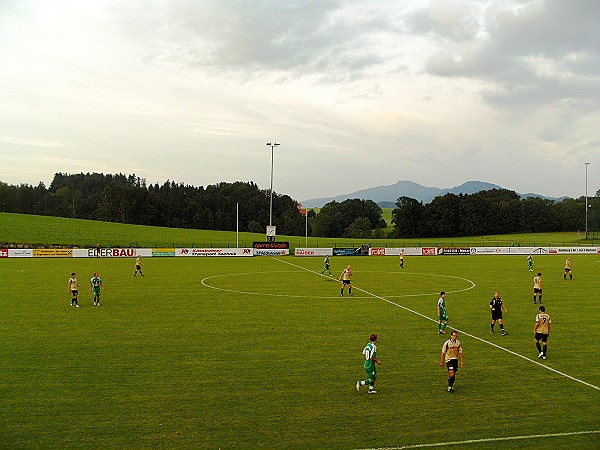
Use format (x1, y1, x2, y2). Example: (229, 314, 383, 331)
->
(1, 0, 598, 203)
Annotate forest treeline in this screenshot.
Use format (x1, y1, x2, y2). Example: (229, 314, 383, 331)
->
(0, 172, 597, 238)
(390, 189, 599, 238)
(0, 173, 309, 235)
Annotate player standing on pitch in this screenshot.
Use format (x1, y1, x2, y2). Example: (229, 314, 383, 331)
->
(564, 258, 573, 280)
(534, 305, 551, 360)
(527, 254, 534, 272)
(90, 272, 103, 306)
(68, 272, 80, 307)
(339, 265, 352, 296)
(437, 291, 449, 334)
(533, 272, 543, 304)
(134, 255, 144, 277)
(490, 291, 508, 335)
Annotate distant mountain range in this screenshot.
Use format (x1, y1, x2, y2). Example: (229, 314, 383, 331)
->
(303, 180, 566, 208)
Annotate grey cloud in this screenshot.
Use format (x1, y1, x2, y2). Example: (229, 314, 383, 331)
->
(114, 0, 404, 80)
(422, 1, 600, 108)
(406, 0, 481, 42)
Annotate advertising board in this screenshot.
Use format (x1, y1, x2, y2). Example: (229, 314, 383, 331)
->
(72, 248, 152, 258)
(8, 249, 33, 258)
(33, 249, 73, 257)
(253, 242, 289, 249)
(254, 249, 290, 256)
(294, 248, 333, 256)
(382, 248, 436, 256)
(549, 247, 600, 254)
(177, 248, 253, 257)
(437, 247, 470, 256)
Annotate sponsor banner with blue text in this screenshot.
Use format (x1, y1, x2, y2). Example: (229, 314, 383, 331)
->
(333, 247, 369, 256)
(295, 248, 333, 256)
(254, 249, 290, 256)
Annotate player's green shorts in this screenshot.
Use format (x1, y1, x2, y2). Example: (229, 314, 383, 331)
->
(439, 309, 448, 321)
(364, 364, 377, 380)
(92, 288, 101, 296)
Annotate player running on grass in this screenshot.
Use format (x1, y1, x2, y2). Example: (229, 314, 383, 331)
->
(321, 255, 332, 276)
(356, 334, 381, 394)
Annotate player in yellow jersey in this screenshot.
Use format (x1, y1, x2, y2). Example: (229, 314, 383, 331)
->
(134, 255, 144, 277)
(564, 258, 572, 280)
(67, 272, 80, 307)
(339, 265, 352, 296)
(440, 330, 464, 393)
(534, 305, 551, 360)
(533, 272, 542, 304)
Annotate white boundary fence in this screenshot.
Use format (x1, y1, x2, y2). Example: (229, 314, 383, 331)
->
(1, 246, 598, 258)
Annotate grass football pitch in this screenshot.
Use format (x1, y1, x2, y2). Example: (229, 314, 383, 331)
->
(1, 254, 599, 449)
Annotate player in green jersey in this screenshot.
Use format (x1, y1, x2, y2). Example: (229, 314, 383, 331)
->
(90, 272, 103, 306)
(356, 334, 381, 394)
(437, 291, 449, 334)
(527, 254, 534, 272)
(321, 256, 332, 276)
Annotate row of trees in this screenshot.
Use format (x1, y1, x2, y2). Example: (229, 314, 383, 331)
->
(390, 189, 600, 238)
(1, 173, 597, 238)
(0, 173, 309, 235)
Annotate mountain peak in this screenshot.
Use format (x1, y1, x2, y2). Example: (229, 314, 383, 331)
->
(304, 180, 550, 208)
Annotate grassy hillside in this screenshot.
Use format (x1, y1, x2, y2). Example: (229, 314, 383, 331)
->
(0, 211, 596, 248)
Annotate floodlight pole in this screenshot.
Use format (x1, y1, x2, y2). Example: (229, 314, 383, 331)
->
(305, 204, 308, 247)
(585, 162, 590, 239)
(267, 142, 280, 226)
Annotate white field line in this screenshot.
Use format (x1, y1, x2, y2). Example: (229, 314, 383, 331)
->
(276, 258, 600, 392)
(357, 430, 600, 449)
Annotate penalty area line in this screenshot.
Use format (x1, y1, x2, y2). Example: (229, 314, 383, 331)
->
(357, 429, 600, 449)
(275, 258, 600, 392)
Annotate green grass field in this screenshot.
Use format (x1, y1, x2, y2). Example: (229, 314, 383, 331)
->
(1, 252, 599, 449)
